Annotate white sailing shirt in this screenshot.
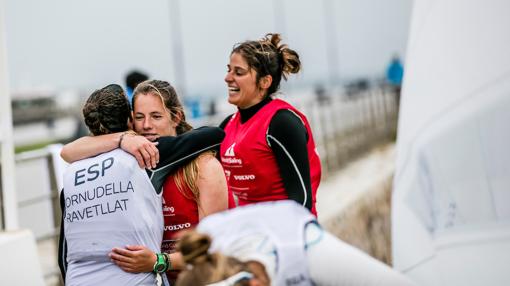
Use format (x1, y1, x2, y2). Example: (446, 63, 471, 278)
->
(62, 149, 163, 285)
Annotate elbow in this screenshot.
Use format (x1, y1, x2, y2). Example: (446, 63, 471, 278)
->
(60, 145, 73, 163)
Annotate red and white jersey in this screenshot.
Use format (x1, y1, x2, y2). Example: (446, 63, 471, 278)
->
(161, 169, 199, 283)
(220, 99, 321, 215)
(161, 169, 199, 254)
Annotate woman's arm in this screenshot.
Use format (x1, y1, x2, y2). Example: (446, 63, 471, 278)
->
(60, 132, 159, 168)
(155, 127, 224, 169)
(107, 167, 229, 274)
(109, 245, 185, 272)
(60, 133, 120, 162)
(146, 127, 226, 192)
(108, 153, 229, 274)
(196, 153, 229, 219)
(267, 109, 313, 211)
(61, 126, 225, 173)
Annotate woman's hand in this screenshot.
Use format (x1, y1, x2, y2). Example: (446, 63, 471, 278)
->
(120, 134, 160, 169)
(109, 245, 156, 273)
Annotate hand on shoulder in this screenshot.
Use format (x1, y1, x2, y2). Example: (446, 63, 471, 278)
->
(120, 133, 159, 169)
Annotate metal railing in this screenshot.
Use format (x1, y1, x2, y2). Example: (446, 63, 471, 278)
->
(13, 147, 63, 284)
(293, 86, 399, 177)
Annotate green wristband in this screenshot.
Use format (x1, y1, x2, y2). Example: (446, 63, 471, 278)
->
(153, 253, 168, 273)
(164, 253, 173, 271)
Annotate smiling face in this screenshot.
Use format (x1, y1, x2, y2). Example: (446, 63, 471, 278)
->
(224, 52, 266, 109)
(132, 92, 177, 141)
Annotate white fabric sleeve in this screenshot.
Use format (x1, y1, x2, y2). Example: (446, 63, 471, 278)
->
(306, 224, 417, 286)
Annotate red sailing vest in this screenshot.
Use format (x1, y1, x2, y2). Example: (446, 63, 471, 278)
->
(220, 99, 321, 216)
(161, 169, 198, 282)
(160, 163, 235, 282)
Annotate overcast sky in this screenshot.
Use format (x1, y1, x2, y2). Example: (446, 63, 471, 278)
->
(5, 0, 412, 98)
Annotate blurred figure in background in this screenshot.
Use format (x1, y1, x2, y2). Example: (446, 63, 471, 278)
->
(314, 84, 330, 104)
(176, 201, 416, 286)
(220, 33, 321, 215)
(207, 99, 217, 116)
(385, 54, 404, 108)
(125, 70, 149, 106)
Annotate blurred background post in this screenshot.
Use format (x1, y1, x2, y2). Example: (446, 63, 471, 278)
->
(0, 0, 45, 284)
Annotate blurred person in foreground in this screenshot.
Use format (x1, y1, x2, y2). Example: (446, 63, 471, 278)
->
(176, 201, 416, 286)
(58, 84, 224, 285)
(220, 33, 321, 216)
(60, 80, 231, 284)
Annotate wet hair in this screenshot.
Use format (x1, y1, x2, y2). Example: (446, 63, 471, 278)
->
(133, 80, 210, 205)
(82, 84, 131, 136)
(176, 231, 251, 286)
(232, 33, 301, 96)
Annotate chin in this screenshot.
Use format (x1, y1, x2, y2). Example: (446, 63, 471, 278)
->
(227, 97, 239, 106)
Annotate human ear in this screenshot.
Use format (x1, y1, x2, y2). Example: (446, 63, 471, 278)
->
(259, 75, 272, 90)
(127, 113, 133, 130)
(171, 111, 182, 127)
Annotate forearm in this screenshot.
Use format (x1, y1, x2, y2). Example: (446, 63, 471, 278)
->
(149, 127, 226, 192)
(147, 251, 186, 272)
(126, 250, 185, 272)
(168, 252, 185, 270)
(130, 251, 185, 272)
(60, 133, 122, 162)
(110, 245, 187, 273)
(157, 126, 225, 168)
(62, 131, 159, 169)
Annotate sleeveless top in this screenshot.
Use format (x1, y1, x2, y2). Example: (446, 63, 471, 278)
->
(161, 169, 199, 253)
(220, 99, 321, 215)
(161, 169, 198, 282)
(62, 149, 163, 285)
(198, 200, 314, 286)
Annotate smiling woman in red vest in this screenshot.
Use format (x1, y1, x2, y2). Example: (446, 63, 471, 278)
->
(220, 33, 322, 216)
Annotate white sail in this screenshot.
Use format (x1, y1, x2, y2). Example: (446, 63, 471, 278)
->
(392, 0, 510, 285)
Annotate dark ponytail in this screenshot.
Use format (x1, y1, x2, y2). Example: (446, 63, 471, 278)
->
(232, 33, 301, 97)
(82, 84, 131, 136)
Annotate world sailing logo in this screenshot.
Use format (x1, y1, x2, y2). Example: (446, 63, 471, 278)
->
(224, 143, 236, 157)
(222, 143, 242, 165)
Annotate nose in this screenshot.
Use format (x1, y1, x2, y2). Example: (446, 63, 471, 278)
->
(225, 71, 233, 83)
(142, 118, 152, 130)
